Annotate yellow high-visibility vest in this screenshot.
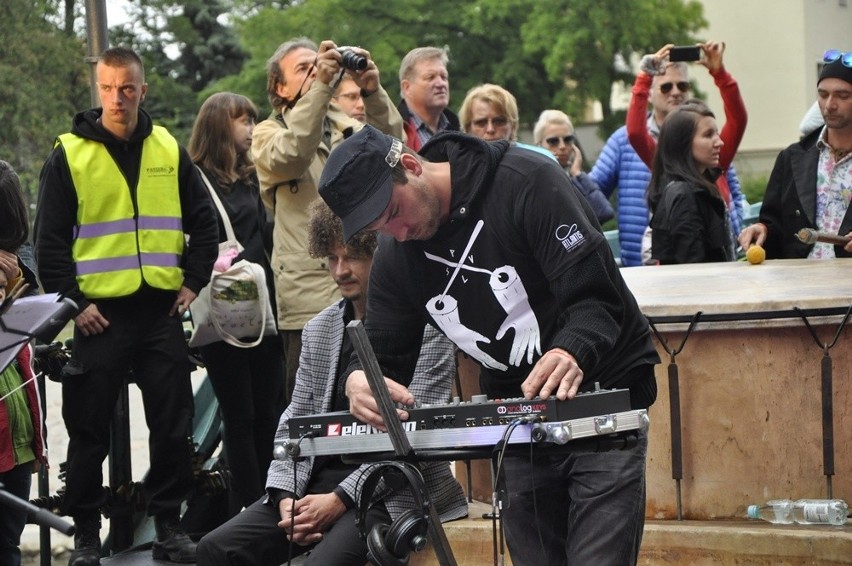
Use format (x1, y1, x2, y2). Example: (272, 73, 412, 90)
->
(59, 126, 185, 298)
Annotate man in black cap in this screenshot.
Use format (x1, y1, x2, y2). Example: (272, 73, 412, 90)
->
(318, 124, 660, 565)
(739, 49, 852, 259)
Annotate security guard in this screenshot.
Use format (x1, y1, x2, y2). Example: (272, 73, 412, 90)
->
(35, 46, 218, 565)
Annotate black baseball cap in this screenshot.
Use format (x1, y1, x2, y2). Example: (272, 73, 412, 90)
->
(319, 125, 404, 241)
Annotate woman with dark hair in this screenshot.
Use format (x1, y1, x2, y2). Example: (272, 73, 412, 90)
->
(0, 160, 39, 286)
(0, 160, 46, 566)
(188, 93, 285, 514)
(0, 162, 29, 253)
(0, 161, 38, 298)
(646, 102, 736, 264)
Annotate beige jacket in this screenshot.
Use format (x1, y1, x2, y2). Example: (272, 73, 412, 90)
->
(252, 79, 403, 329)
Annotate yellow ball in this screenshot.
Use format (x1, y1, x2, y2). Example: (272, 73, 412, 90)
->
(746, 244, 765, 264)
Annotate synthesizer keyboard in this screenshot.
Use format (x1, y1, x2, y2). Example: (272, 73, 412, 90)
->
(277, 387, 649, 460)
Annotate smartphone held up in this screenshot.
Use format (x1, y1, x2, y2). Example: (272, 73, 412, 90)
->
(669, 45, 701, 62)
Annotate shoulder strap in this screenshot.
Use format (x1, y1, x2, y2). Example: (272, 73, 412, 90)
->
(195, 166, 239, 245)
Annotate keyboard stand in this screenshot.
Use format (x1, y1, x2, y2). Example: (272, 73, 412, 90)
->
(347, 320, 457, 566)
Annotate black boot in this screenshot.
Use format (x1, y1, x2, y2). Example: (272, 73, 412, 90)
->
(68, 516, 101, 566)
(152, 511, 197, 563)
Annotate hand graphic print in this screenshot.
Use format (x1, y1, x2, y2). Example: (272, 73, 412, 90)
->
(426, 294, 508, 371)
(490, 266, 541, 366)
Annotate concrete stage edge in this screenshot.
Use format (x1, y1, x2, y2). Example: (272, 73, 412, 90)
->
(452, 259, 851, 563)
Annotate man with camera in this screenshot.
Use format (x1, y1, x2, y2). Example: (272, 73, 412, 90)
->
(252, 38, 402, 403)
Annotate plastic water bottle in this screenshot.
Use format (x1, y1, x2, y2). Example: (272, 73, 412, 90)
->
(747, 499, 794, 524)
(747, 499, 848, 525)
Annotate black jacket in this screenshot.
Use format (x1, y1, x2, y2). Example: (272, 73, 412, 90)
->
(760, 128, 852, 259)
(650, 180, 734, 264)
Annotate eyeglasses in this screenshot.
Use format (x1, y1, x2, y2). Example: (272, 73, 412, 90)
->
(333, 92, 362, 102)
(545, 135, 575, 147)
(659, 81, 690, 94)
(471, 116, 509, 129)
(823, 49, 852, 68)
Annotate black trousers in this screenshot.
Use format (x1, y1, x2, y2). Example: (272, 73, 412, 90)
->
(196, 497, 390, 566)
(60, 294, 195, 519)
(0, 462, 32, 566)
(280, 329, 301, 406)
(199, 335, 284, 510)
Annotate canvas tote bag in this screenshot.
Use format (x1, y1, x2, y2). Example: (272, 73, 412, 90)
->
(188, 168, 277, 348)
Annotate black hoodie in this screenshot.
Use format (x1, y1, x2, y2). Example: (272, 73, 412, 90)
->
(34, 108, 218, 312)
(358, 132, 659, 407)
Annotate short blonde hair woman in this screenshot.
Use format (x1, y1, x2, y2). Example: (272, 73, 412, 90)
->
(459, 83, 519, 141)
(533, 109, 614, 223)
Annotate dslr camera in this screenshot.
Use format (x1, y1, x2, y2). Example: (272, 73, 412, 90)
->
(337, 47, 368, 71)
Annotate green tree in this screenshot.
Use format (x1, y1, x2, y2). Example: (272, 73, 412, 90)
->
(517, 0, 705, 135)
(224, 0, 704, 139)
(213, 0, 554, 119)
(111, 0, 249, 142)
(0, 0, 88, 208)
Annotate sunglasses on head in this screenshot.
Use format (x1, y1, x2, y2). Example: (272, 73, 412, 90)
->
(545, 135, 575, 147)
(823, 49, 852, 68)
(471, 116, 509, 129)
(659, 81, 690, 94)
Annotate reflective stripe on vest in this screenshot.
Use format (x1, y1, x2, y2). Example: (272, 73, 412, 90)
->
(59, 126, 185, 298)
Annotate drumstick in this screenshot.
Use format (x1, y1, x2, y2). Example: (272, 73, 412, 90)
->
(795, 228, 852, 246)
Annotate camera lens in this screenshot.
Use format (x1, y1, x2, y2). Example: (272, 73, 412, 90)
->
(339, 49, 367, 71)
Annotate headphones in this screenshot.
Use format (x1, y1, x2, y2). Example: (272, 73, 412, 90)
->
(357, 461, 431, 566)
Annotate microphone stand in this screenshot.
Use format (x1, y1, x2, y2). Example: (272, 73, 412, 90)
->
(0, 294, 80, 555)
(0, 481, 75, 536)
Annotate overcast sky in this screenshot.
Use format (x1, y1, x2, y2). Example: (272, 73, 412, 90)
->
(105, 0, 130, 26)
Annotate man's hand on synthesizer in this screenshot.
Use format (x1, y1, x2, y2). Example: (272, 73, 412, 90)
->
(345, 370, 416, 430)
(521, 347, 583, 401)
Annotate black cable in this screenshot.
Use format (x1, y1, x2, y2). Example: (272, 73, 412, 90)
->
(529, 433, 547, 560)
(352, 460, 396, 519)
(353, 462, 378, 501)
(490, 415, 539, 565)
(284, 60, 317, 111)
(286, 430, 318, 566)
(491, 419, 520, 565)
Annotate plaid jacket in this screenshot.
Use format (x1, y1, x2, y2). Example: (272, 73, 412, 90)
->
(266, 299, 468, 522)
